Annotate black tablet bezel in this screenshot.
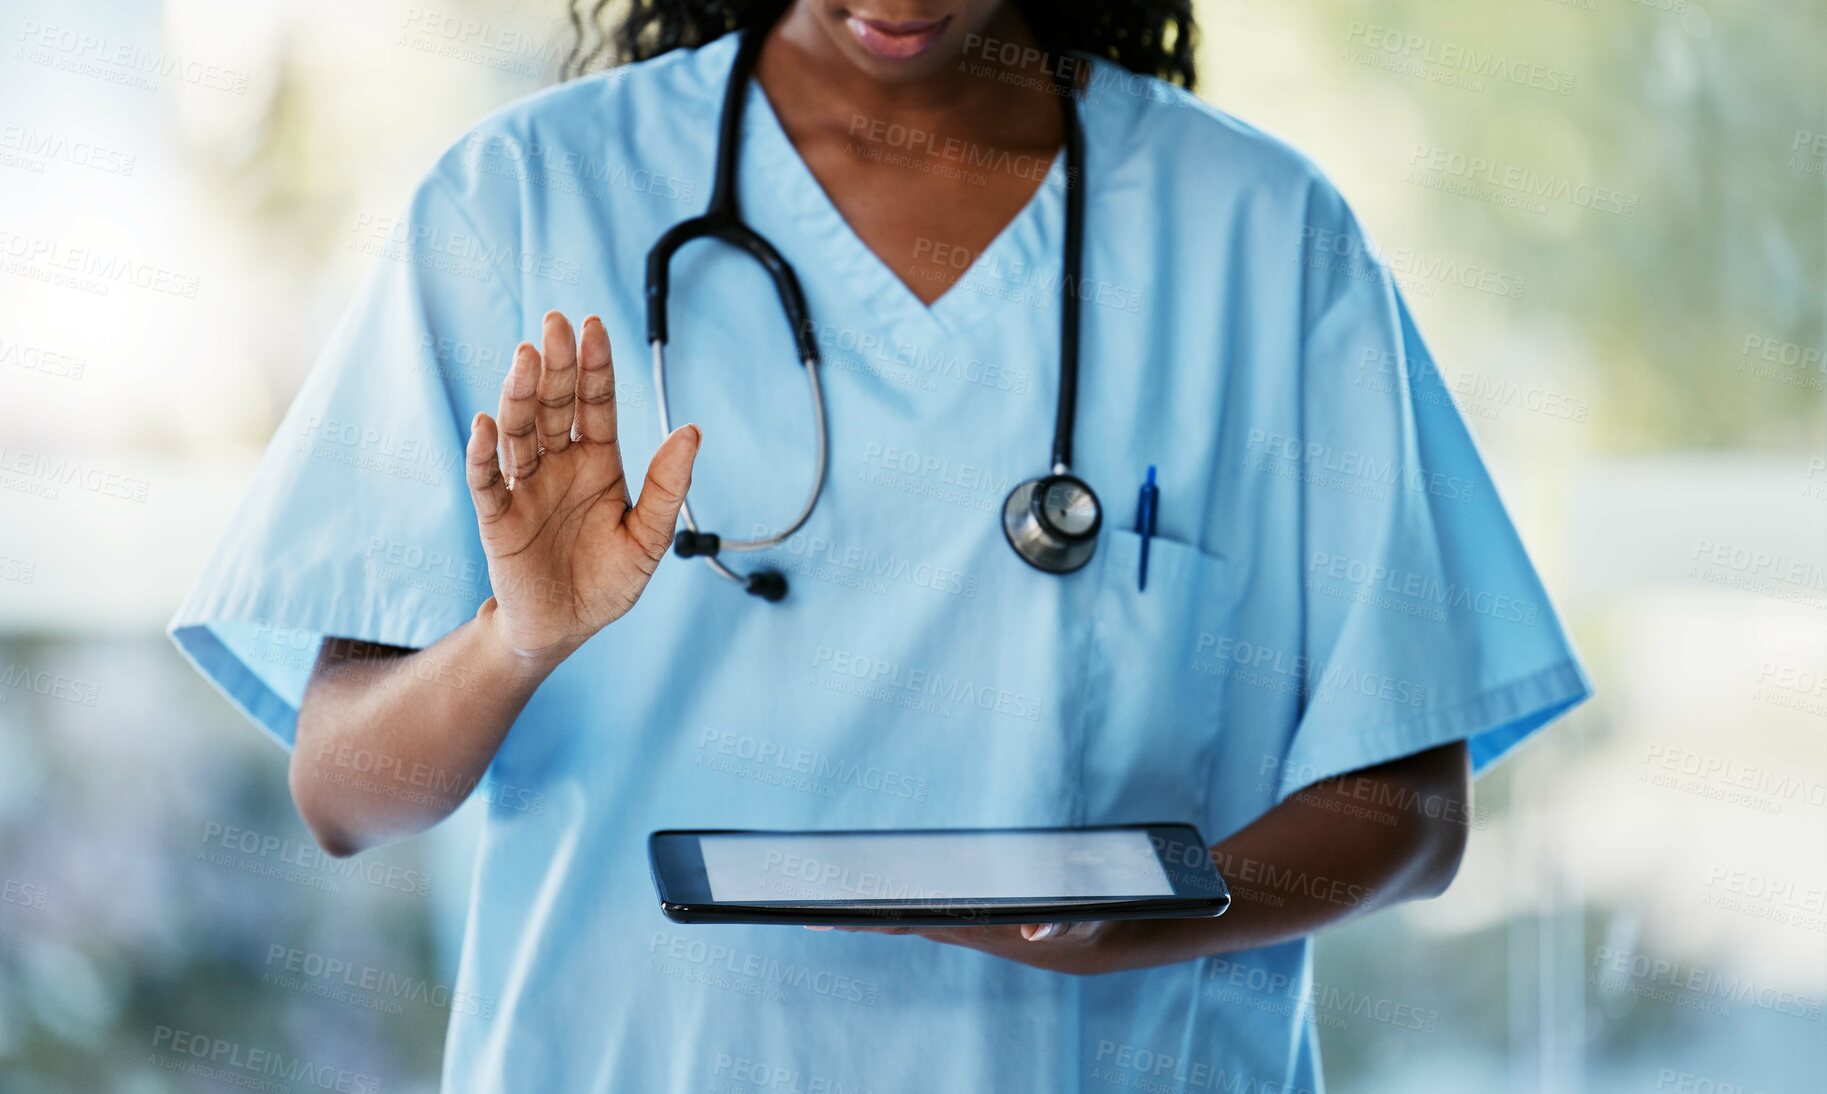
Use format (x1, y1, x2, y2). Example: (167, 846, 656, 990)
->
(648, 822, 1230, 927)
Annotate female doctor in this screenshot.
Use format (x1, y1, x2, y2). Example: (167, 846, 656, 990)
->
(172, 1, 1590, 1090)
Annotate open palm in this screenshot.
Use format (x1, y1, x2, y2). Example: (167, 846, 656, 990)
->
(465, 311, 700, 658)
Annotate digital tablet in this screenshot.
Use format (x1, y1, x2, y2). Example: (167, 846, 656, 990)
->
(648, 823, 1230, 926)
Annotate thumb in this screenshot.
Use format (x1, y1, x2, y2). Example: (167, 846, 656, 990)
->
(625, 424, 701, 564)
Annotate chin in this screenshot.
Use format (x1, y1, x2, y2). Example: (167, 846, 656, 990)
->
(817, 3, 997, 83)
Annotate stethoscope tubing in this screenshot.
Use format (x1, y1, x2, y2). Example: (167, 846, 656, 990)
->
(652, 339, 828, 569)
(644, 15, 1098, 594)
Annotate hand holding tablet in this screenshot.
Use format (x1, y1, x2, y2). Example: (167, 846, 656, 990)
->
(649, 823, 1230, 927)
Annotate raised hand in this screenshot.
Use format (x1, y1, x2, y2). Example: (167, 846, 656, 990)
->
(465, 311, 700, 660)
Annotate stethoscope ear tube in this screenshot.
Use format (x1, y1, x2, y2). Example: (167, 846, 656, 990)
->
(646, 216, 820, 365)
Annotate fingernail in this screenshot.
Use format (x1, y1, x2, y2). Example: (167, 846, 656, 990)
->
(1023, 923, 1063, 942)
(803, 925, 833, 931)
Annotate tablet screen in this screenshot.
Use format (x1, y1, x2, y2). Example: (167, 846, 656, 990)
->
(698, 828, 1175, 903)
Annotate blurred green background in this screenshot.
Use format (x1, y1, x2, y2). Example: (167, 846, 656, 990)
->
(1, 0, 1823, 1090)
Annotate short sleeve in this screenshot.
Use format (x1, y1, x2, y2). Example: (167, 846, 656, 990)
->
(168, 166, 520, 749)
(1277, 181, 1591, 796)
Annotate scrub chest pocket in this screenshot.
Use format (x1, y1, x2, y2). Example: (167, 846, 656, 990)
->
(1075, 529, 1235, 827)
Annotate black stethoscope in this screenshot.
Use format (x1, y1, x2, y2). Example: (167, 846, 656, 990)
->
(645, 27, 1099, 602)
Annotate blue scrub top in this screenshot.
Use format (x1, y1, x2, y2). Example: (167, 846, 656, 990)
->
(171, 34, 1589, 1094)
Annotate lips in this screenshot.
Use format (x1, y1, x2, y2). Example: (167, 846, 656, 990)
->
(844, 14, 951, 60)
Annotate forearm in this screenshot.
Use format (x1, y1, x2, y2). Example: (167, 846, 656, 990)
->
(1118, 743, 1471, 968)
(290, 598, 570, 855)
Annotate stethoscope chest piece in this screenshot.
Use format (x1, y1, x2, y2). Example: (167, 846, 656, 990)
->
(1003, 473, 1101, 574)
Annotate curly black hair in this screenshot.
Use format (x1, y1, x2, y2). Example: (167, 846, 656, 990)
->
(561, 0, 1197, 89)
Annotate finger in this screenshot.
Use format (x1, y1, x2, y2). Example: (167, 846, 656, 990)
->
(623, 424, 701, 565)
(1021, 922, 1098, 943)
(574, 315, 619, 447)
(916, 926, 1017, 946)
(536, 311, 577, 454)
(498, 343, 541, 484)
(465, 412, 509, 522)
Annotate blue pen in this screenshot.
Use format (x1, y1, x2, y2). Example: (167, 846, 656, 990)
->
(1134, 465, 1158, 591)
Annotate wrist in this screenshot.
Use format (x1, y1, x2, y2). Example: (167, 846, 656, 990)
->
(475, 598, 581, 680)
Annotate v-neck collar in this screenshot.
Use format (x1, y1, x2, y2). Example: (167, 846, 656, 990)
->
(738, 73, 1072, 340)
